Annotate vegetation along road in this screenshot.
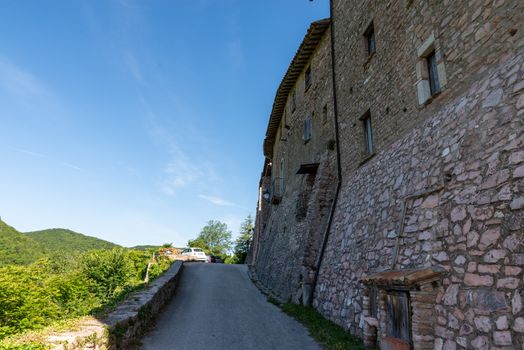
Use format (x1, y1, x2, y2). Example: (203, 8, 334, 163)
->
(140, 263, 322, 350)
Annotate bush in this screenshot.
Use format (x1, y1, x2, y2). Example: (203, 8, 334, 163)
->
(0, 248, 172, 341)
(82, 249, 135, 302)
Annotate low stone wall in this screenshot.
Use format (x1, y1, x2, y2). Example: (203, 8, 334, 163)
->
(46, 260, 184, 350)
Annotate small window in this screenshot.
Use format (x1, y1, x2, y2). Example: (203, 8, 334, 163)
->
(305, 66, 312, 90)
(427, 50, 440, 95)
(322, 104, 328, 125)
(303, 115, 312, 142)
(281, 110, 288, 140)
(415, 34, 447, 105)
(362, 111, 374, 155)
(291, 90, 297, 112)
(364, 22, 376, 56)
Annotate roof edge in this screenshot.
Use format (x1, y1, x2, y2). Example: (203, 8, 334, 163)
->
(263, 18, 331, 159)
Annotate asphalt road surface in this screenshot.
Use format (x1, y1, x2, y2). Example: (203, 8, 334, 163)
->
(140, 263, 322, 350)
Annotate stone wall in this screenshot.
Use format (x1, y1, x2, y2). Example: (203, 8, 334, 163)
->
(331, 0, 523, 175)
(252, 28, 338, 303)
(252, 0, 523, 348)
(45, 261, 184, 349)
(313, 53, 524, 348)
(308, 0, 524, 348)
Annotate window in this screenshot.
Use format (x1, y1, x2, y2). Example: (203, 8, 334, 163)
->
(364, 22, 376, 56)
(427, 50, 440, 95)
(415, 33, 447, 105)
(303, 115, 312, 142)
(361, 111, 374, 155)
(322, 104, 328, 125)
(305, 66, 312, 91)
(281, 110, 288, 140)
(291, 90, 297, 112)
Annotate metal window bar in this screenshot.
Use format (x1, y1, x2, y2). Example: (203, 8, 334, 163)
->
(364, 116, 374, 154)
(427, 51, 440, 95)
(365, 24, 376, 56)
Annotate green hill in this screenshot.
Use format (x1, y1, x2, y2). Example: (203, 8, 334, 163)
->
(130, 245, 161, 251)
(0, 220, 46, 265)
(25, 228, 119, 253)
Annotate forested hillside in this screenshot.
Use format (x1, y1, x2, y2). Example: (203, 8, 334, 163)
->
(25, 228, 119, 253)
(0, 220, 46, 265)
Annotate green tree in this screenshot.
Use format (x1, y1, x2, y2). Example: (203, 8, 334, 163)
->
(188, 220, 232, 256)
(232, 214, 254, 264)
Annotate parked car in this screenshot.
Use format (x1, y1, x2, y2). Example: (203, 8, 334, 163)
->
(209, 255, 223, 263)
(181, 247, 208, 262)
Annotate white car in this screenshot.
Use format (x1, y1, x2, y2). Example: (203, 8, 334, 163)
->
(181, 247, 208, 262)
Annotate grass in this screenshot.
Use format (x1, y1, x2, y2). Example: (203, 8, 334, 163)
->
(279, 302, 365, 350)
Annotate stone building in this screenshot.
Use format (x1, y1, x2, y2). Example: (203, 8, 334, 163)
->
(249, 18, 338, 305)
(251, 0, 524, 349)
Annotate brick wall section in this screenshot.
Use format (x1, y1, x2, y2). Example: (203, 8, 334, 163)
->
(253, 30, 338, 303)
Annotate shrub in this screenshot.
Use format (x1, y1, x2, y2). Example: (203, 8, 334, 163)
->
(81, 249, 135, 302)
(0, 247, 171, 341)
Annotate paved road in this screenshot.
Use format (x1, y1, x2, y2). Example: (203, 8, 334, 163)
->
(140, 263, 322, 350)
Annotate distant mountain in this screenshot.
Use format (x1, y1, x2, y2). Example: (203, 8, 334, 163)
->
(25, 228, 119, 253)
(0, 220, 46, 265)
(130, 245, 161, 251)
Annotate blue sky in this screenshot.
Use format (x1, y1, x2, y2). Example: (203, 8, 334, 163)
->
(0, 0, 329, 247)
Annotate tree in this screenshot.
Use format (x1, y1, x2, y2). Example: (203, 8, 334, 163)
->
(233, 214, 254, 264)
(188, 220, 232, 256)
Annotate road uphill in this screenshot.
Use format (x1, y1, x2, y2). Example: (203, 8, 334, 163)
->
(140, 263, 321, 350)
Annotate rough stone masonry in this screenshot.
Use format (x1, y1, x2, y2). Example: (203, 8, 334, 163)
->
(250, 0, 524, 349)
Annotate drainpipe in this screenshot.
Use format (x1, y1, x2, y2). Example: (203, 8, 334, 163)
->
(309, 0, 342, 306)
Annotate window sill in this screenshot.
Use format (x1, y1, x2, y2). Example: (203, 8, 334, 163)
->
(359, 152, 376, 166)
(419, 89, 442, 108)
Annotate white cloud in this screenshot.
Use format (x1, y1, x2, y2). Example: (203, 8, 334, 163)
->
(198, 194, 235, 207)
(161, 146, 204, 196)
(10, 147, 83, 172)
(123, 50, 145, 85)
(221, 214, 243, 237)
(227, 39, 246, 71)
(61, 162, 83, 171)
(11, 147, 46, 158)
(0, 57, 48, 98)
(0, 55, 64, 119)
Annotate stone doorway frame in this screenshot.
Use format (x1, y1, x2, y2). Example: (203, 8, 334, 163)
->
(361, 266, 446, 349)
